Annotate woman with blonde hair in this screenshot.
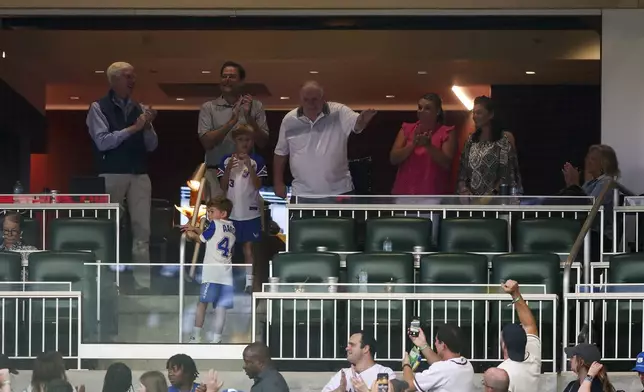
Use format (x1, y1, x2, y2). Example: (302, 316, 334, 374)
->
(138, 371, 167, 392)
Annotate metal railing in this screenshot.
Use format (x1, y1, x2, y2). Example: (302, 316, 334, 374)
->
(252, 284, 558, 370)
(566, 284, 644, 363)
(0, 290, 82, 368)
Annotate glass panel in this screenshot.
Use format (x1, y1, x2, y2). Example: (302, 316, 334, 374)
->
(262, 282, 547, 295)
(577, 283, 644, 293)
(83, 263, 253, 345)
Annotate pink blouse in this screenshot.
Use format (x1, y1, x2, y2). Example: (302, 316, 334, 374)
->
(391, 122, 455, 195)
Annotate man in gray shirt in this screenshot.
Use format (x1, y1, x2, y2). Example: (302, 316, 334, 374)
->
(243, 342, 290, 392)
(198, 61, 269, 199)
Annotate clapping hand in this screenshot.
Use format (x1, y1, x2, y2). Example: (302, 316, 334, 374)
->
(562, 162, 580, 186)
(241, 94, 253, 115)
(350, 370, 370, 392)
(203, 369, 224, 392)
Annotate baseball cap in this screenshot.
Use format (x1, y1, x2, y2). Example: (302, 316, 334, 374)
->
(502, 324, 527, 362)
(632, 352, 644, 372)
(564, 343, 601, 364)
(0, 354, 19, 374)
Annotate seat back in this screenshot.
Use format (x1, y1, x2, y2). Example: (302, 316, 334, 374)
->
(0, 251, 22, 286)
(418, 253, 489, 293)
(21, 217, 40, 249)
(48, 218, 116, 263)
(289, 218, 356, 252)
(345, 252, 414, 293)
(490, 253, 560, 294)
(365, 217, 432, 252)
(272, 252, 341, 291)
(609, 253, 644, 284)
(28, 251, 99, 339)
(514, 218, 581, 253)
(439, 218, 508, 252)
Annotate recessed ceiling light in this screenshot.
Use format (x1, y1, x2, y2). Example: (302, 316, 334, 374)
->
(201, 70, 211, 74)
(280, 96, 290, 100)
(309, 71, 319, 74)
(526, 71, 536, 75)
(176, 98, 185, 101)
(1, 51, 5, 59)
(94, 70, 104, 74)
(417, 71, 427, 75)
(69, 96, 80, 100)
(385, 95, 395, 99)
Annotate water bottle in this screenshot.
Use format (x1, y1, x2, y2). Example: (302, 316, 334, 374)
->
(383, 237, 393, 252)
(13, 181, 23, 194)
(358, 269, 368, 293)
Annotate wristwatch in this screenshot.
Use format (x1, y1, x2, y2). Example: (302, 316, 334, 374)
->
(584, 375, 593, 383)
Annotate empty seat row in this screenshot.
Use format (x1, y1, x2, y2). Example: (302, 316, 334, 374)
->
(273, 251, 561, 294)
(288, 217, 582, 254)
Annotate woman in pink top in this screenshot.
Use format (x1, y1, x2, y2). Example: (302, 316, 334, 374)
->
(390, 93, 457, 195)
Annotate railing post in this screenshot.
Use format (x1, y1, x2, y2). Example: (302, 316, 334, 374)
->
(178, 233, 186, 343)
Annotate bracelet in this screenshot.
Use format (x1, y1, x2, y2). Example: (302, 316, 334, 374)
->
(418, 344, 429, 351)
(511, 295, 523, 304)
(584, 376, 593, 383)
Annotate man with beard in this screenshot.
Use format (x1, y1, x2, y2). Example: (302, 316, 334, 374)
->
(242, 342, 289, 392)
(322, 331, 395, 392)
(198, 61, 269, 200)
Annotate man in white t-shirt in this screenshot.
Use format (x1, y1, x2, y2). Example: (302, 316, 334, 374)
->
(403, 323, 474, 392)
(273, 81, 377, 199)
(322, 331, 395, 392)
(497, 280, 541, 392)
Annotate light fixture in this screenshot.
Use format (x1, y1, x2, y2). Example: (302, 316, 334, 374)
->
(176, 97, 185, 101)
(525, 71, 536, 75)
(280, 96, 289, 100)
(309, 71, 319, 74)
(451, 86, 474, 111)
(1, 51, 5, 59)
(94, 70, 104, 74)
(69, 96, 80, 100)
(385, 95, 395, 99)
(201, 70, 211, 74)
(417, 71, 427, 75)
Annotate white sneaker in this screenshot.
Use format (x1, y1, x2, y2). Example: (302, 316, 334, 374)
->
(188, 336, 201, 343)
(210, 337, 222, 344)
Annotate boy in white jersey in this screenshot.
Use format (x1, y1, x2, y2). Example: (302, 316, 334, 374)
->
(182, 196, 236, 344)
(217, 124, 267, 292)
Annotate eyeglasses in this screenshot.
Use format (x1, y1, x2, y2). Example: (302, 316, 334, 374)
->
(2, 229, 19, 236)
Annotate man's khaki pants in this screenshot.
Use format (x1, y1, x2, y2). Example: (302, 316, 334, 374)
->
(101, 173, 151, 289)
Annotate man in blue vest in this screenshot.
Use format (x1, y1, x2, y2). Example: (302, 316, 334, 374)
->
(86, 61, 158, 291)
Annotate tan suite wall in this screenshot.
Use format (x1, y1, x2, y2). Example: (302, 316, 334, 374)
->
(0, 0, 642, 10)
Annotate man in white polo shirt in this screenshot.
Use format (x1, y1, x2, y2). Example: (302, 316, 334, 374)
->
(403, 323, 474, 391)
(273, 81, 377, 199)
(322, 331, 395, 392)
(497, 279, 541, 392)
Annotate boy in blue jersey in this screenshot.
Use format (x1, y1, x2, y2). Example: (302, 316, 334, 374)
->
(182, 196, 236, 344)
(217, 124, 267, 293)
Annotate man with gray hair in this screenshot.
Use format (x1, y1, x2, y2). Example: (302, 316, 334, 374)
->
(483, 368, 510, 392)
(86, 61, 157, 291)
(273, 81, 376, 199)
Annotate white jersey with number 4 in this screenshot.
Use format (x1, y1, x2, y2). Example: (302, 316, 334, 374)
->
(200, 218, 236, 286)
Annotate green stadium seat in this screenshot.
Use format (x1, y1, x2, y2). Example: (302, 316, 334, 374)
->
(439, 218, 508, 252)
(48, 218, 116, 264)
(288, 217, 356, 252)
(0, 251, 22, 352)
(269, 252, 341, 359)
(28, 251, 102, 343)
(21, 217, 40, 249)
(514, 218, 581, 253)
(364, 217, 432, 252)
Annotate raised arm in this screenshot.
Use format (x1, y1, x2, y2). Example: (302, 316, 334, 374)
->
(502, 279, 537, 336)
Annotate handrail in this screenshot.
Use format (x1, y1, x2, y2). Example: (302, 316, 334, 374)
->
(562, 179, 614, 352)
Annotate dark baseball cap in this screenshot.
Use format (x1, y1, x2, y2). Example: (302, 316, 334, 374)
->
(565, 343, 601, 364)
(0, 354, 19, 374)
(502, 323, 527, 362)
